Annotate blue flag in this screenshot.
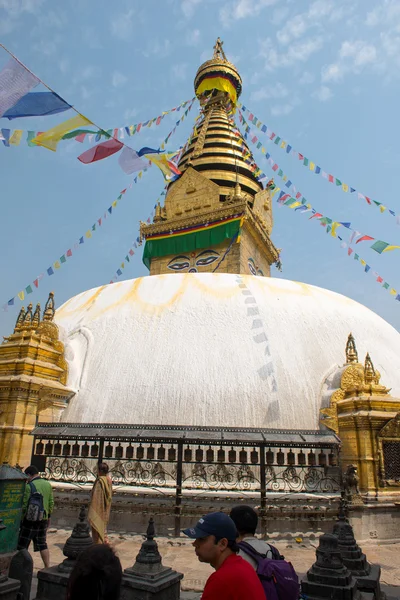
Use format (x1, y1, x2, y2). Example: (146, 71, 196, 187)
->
(2, 92, 71, 120)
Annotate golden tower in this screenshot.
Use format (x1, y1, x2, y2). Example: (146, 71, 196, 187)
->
(0, 293, 74, 466)
(140, 39, 280, 277)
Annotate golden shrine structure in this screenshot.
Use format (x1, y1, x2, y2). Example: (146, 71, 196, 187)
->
(1, 40, 400, 541)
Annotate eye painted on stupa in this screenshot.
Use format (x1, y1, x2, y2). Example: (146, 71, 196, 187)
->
(195, 249, 220, 267)
(248, 257, 257, 276)
(167, 255, 191, 271)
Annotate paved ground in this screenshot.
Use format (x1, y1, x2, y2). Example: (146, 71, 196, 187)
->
(29, 528, 400, 599)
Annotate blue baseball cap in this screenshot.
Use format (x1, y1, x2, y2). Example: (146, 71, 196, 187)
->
(182, 512, 238, 541)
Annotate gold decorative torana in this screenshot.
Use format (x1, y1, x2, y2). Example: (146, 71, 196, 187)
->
(320, 333, 400, 498)
(0, 293, 74, 466)
(140, 40, 280, 277)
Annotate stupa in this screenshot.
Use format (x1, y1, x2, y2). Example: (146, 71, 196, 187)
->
(1, 40, 400, 540)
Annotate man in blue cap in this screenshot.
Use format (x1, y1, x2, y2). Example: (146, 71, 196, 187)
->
(183, 511, 265, 599)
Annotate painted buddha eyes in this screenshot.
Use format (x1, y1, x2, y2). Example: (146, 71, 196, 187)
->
(167, 250, 220, 272)
(248, 257, 264, 277)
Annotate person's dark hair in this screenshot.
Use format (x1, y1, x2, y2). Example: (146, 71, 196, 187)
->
(98, 463, 109, 476)
(67, 545, 122, 600)
(229, 505, 258, 536)
(214, 537, 239, 553)
(25, 465, 39, 476)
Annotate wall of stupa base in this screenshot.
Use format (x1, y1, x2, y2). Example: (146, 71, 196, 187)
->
(238, 227, 272, 278)
(0, 396, 37, 467)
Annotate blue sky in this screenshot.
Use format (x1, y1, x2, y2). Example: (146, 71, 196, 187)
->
(1, 0, 400, 337)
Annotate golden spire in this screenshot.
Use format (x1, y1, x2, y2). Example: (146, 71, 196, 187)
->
(22, 303, 33, 327)
(14, 307, 25, 332)
(213, 37, 226, 61)
(364, 352, 376, 383)
(32, 303, 41, 328)
(153, 201, 163, 223)
(43, 292, 55, 322)
(345, 333, 358, 364)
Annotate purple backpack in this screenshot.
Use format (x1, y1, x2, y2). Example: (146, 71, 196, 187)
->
(238, 541, 299, 600)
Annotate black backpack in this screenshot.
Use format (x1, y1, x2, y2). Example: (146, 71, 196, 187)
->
(25, 481, 44, 522)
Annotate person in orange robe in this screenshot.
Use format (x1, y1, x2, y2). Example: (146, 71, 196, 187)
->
(88, 463, 112, 544)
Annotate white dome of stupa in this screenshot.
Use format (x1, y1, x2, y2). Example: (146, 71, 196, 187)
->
(55, 273, 400, 430)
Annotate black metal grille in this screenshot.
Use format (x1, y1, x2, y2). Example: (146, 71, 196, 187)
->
(383, 441, 400, 481)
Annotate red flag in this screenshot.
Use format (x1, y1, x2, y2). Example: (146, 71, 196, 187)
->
(136, 123, 142, 133)
(377, 276, 383, 283)
(298, 153, 303, 160)
(75, 133, 86, 143)
(129, 249, 134, 256)
(309, 213, 323, 220)
(356, 235, 374, 244)
(78, 138, 123, 164)
(348, 248, 354, 256)
(295, 192, 302, 199)
(98, 218, 102, 226)
(365, 196, 372, 205)
(328, 174, 334, 183)
(156, 116, 162, 125)
(33, 279, 39, 288)
(272, 164, 278, 172)
(66, 249, 72, 257)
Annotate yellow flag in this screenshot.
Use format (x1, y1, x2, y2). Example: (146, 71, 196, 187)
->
(85, 230, 92, 239)
(160, 142, 165, 150)
(261, 147, 266, 153)
(10, 130, 23, 145)
(309, 162, 315, 171)
(380, 205, 386, 213)
(271, 187, 281, 199)
(54, 261, 61, 269)
(121, 263, 125, 269)
(32, 114, 93, 151)
(282, 175, 288, 182)
(342, 183, 349, 192)
(138, 171, 143, 179)
(289, 201, 301, 209)
(331, 222, 341, 237)
(390, 289, 397, 296)
(18, 291, 25, 301)
(360, 259, 366, 266)
(112, 200, 117, 208)
(280, 141, 286, 149)
(383, 245, 400, 252)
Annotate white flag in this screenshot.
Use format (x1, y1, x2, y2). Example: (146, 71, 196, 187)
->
(0, 58, 39, 117)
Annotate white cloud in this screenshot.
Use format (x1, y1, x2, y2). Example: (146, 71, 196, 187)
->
(270, 6, 289, 25)
(124, 108, 138, 121)
(0, 0, 45, 16)
(313, 85, 332, 101)
(220, 0, 277, 28)
(276, 15, 307, 45)
(298, 71, 315, 85)
(260, 36, 324, 71)
(181, 0, 201, 18)
(250, 82, 289, 103)
(186, 28, 200, 46)
(271, 102, 298, 116)
(112, 71, 128, 87)
(110, 9, 135, 41)
(322, 40, 377, 84)
(171, 63, 188, 81)
(33, 38, 60, 56)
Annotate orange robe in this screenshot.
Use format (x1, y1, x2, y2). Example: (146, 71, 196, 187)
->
(88, 475, 112, 543)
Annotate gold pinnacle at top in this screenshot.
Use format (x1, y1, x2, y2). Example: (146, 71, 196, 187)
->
(345, 333, 358, 364)
(213, 37, 227, 61)
(43, 291, 55, 322)
(364, 352, 376, 382)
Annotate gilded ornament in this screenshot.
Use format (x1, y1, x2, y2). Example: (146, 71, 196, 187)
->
(345, 332, 358, 363)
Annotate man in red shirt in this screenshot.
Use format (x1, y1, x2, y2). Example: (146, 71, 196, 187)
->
(183, 511, 266, 600)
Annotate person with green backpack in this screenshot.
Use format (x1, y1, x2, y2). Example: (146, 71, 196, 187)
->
(17, 465, 54, 568)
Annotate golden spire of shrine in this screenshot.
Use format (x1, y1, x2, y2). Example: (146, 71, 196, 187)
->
(43, 292, 55, 322)
(14, 307, 25, 332)
(345, 333, 358, 364)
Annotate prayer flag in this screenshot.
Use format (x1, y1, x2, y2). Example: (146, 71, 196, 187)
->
(335, 178, 342, 186)
(66, 249, 72, 257)
(18, 291, 25, 301)
(78, 138, 123, 164)
(3, 91, 71, 119)
(26, 285, 33, 294)
(1, 128, 10, 146)
(32, 114, 93, 151)
(383, 282, 390, 289)
(376, 276, 383, 283)
(33, 279, 39, 288)
(47, 267, 54, 276)
(348, 248, 354, 256)
(0, 58, 40, 117)
(365, 265, 370, 273)
(315, 166, 321, 174)
(27, 131, 36, 146)
(309, 162, 315, 171)
(144, 150, 181, 181)
(390, 289, 397, 296)
(60, 255, 66, 263)
(356, 235, 374, 244)
(118, 146, 150, 175)
(383, 244, 400, 252)
(328, 174, 334, 183)
(9, 129, 23, 145)
(303, 157, 309, 167)
(342, 183, 349, 192)
(371, 240, 389, 254)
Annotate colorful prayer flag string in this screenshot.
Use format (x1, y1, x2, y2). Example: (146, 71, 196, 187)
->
(238, 111, 400, 256)
(238, 103, 400, 223)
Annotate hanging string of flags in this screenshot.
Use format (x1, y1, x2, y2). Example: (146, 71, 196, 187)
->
(238, 111, 400, 256)
(1, 100, 191, 311)
(238, 104, 400, 223)
(0, 99, 195, 147)
(237, 113, 400, 301)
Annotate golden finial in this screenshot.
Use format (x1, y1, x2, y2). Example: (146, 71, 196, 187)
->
(213, 37, 226, 61)
(32, 303, 41, 328)
(14, 307, 25, 332)
(22, 303, 33, 327)
(345, 333, 358, 364)
(364, 352, 376, 383)
(43, 292, 55, 322)
(153, 201, 163, 223)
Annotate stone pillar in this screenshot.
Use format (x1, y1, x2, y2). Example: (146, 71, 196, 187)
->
(8, 550, 32, 600)
(35, 506, 93, 600)
(333, 498, 381, 599)
(122, 517, 183, 600)
(0, 521, 21, 600)
(301, 533, 361, 600)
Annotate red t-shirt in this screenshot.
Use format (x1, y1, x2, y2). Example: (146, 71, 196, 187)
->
(201, 553, 266, 600)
